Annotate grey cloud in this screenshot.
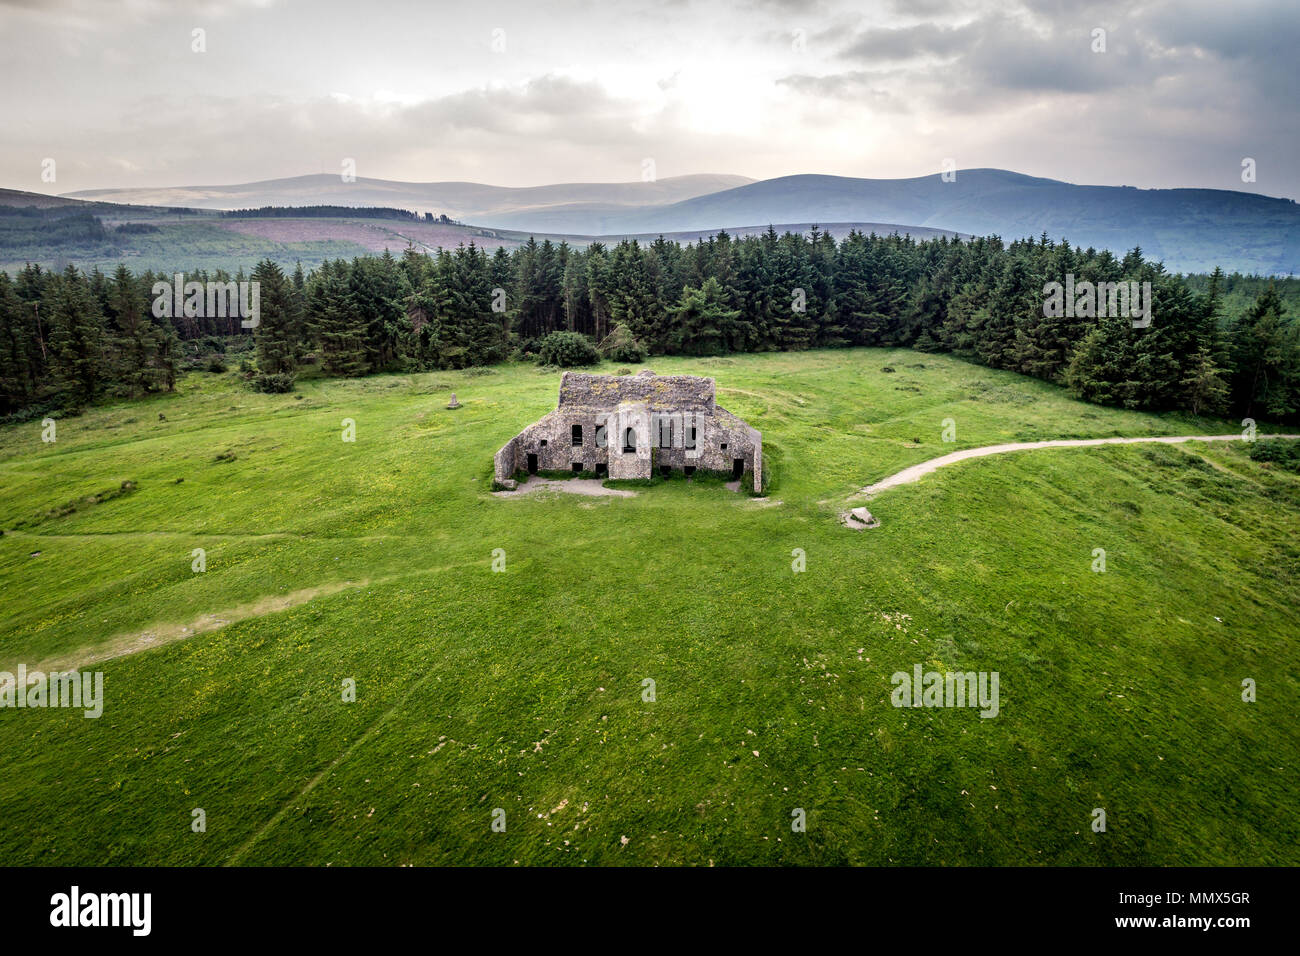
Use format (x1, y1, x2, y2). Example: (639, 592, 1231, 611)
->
(836, 14, 1152, 95)
(839, 21, 976, 63)
(775, 70, 908, 112)
(0, 0, 1295, 198)
(408, 75, 625, 130)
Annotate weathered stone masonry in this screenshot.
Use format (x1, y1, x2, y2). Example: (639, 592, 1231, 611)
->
(494, 370, 763, 489)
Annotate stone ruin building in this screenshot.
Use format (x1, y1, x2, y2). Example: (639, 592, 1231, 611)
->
(494, 370, 763, 491)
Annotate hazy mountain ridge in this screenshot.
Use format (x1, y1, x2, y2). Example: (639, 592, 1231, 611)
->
(56, 168, 1300, 274)
(595, 170, 1299, 274)
(61, 173, 757, 221)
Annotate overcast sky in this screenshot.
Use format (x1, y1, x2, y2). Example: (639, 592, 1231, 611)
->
(2, 0, 1296, 197)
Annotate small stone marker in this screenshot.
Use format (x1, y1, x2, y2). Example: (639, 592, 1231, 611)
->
(447, 393, 461, 409)
(845, 507, 880, 529)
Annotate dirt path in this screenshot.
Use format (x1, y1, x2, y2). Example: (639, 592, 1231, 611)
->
(855, 433, 1300, 498)
(15, 555, 491, 673)
(20, 580, 367, 674)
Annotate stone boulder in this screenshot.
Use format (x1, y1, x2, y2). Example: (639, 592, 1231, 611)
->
(845, 507, 880, 529)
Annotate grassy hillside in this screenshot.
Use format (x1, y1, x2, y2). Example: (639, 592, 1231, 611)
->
(0, 349, 1296, 865)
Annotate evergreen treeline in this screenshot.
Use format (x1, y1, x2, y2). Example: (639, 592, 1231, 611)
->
(0, 263, 179, 414)
(3, 228, 1298, 422)
(0, 209, 111, 254)
(221, 206, 456, 223)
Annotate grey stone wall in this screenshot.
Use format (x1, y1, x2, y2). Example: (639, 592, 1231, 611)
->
(494, 373, 763, 491)
(493, 436, 520, 483)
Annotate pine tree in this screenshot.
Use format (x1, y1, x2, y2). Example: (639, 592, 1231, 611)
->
(0, 272, 41, 411)
(107, 264, 160, 396)
(344, 253, 408, 371)
(406, 255, 457, 368)
(311, 260, 368, 376)
(975, 256, 1035, 370)
(153, 317, 179, 393)
(670, 278, 741, 356)
(447, 241, 505, 366)
(609, 242, 661, 350)
(47, 266, 106, 407)
(489, 246, 515, 349)
(251, 259, 300, 381)
(1228, 285, 1299, 418)
(1012, 240, 1080, 382)
(584, 243, 613, 345)
(1179, 346, 1229, 416)
(1065, 313, 1139, 407)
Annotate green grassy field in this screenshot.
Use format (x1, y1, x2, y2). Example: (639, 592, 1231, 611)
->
(0, 348, 1296, 866)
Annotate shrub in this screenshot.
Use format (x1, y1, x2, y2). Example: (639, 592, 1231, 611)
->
(252, 372, 296, 393)
(607, 341, 646, 364)
(1249, 438, 1300, 472)
(206, 356, 228, 374)
(596, 323, 646, 364)
(537, 331, 600, 368)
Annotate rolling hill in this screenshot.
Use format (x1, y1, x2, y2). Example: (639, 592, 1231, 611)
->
(55, 168, 1300, 274)
(0, 189, 528, 274)
(0, 187, 963, 274)
(591, 169, 1300, 275)
(61, 173, 755, 222)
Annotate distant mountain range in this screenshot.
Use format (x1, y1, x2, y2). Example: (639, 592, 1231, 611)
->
(62, 174, 755, 223)
(37, 168, 1300, 275)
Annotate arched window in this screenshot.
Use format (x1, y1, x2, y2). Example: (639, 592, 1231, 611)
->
(623, 427, 637, 453)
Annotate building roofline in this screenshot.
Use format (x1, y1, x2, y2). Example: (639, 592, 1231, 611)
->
(557, 370, 716, 411)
